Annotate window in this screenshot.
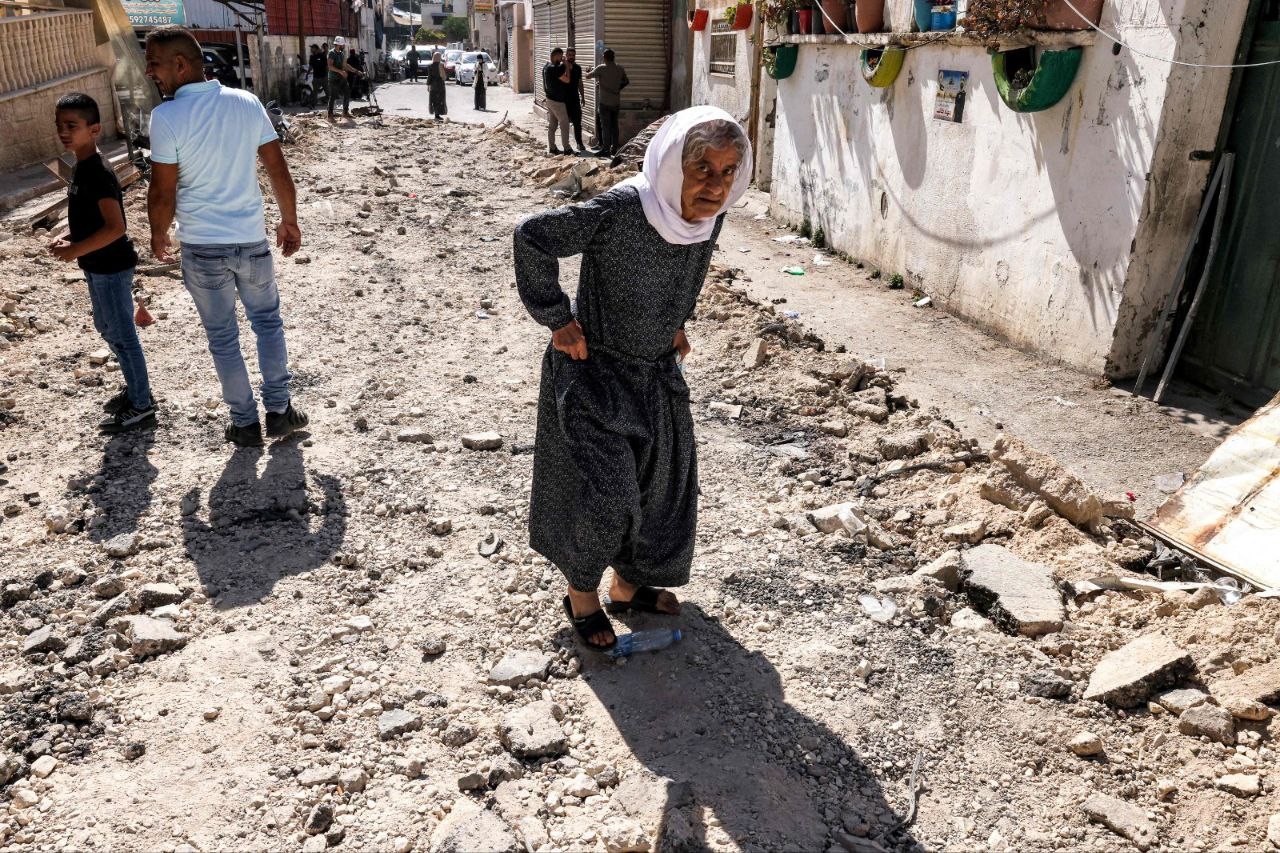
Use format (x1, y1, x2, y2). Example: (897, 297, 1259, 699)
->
(709, 24, 736, 76)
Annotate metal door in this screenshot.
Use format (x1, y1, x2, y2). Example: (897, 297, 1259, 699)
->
(1183, 4, 1280, 406)
(603, 0, 669, 111)
(573, 0, 598, 139)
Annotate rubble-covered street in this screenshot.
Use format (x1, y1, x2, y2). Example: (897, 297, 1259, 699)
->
(1, 110, 1279, 853)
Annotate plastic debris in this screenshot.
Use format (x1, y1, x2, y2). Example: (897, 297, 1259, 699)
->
(913, 296, 932, 308)
(812, 254, 832, 266)
(858, 594, 898, 623)
(1154, 472, 1186, 494)
(783, 266, 806, 275)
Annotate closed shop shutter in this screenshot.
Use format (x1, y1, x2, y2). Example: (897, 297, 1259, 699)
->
(533, 0, 551, 106)
(602, 0, 668, 111)
(573, 0, 598, 138)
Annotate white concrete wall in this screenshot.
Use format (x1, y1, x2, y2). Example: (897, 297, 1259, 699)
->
(768, 0, 1248, 375)
(689, 0, 755, 125)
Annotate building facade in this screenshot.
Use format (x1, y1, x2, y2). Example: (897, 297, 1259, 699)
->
(718, 0, 1278, 404)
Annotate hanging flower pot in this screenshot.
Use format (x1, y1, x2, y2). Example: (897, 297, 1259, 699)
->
(724, 2, 754, 30)
(819, 0, 848, 33)
(688, 8, 710, 30)
(992, 46, 1083, 112)
(860, 47, 905, 87)
(913, 0, 934, 31)
(764, 43, 800, 79)
(856, 0, 885, 32)
(1031, 0, 1104, 30)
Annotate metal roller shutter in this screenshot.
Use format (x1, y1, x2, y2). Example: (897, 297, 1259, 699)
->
(602, 0, 669, 111)
(572, 0, 598, 139)
(533, 0, 551, 106)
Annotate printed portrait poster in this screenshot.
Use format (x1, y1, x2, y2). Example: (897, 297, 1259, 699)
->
(934, 69, 968, 123)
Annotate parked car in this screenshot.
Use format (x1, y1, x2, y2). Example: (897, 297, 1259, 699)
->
(205, 43, 253, 89)
(441, 48, 464, 79)
(455, 52, 497, 86)
(135, 37, 247, 89)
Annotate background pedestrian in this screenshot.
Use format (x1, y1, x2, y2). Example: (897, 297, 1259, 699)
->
(542, 47, 571, 154)
(426, 50, 447, 120)
(586, 48, 628, 157)
(564, 47, 586, 153)
(474, 56, 487, 111)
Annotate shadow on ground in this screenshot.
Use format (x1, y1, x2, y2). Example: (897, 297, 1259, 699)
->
(578, 603, 918, 852)
(181, 437, 346, 608)
(86, 430, 158, 543)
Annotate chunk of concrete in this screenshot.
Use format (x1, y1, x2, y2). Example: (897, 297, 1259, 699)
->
(1178, 703, 1235, 745)
(1081, 793, 1156, 851)
(913, 550, 962, 592)
(960, 544, 1064, 637)
(499, 701, 567, 759)
(486, 650, 550, 687)
(1083, 634, 1195, 708)
(430, 799, 518, 853)
(992, 436, 1104, 528)
(120, 615, 188, 658)
(742, 339, 769, 369)
(1155, 687, 1209, 715)
(1211, 660, 1280, 706)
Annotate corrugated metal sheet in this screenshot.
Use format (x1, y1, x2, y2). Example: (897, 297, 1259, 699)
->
(265, 0, 357, 37)
(531, 0, 567, 108)
(180, 0, 251, 29)
(572, 0, 596, 137)
(603, 0, 667, 110)
(1148, 390, 1280, 590)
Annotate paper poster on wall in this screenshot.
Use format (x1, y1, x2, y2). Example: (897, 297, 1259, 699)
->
(122, 0, 184, 26)
(934, 69, 968, 123)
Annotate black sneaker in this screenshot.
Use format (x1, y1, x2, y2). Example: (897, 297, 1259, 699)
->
(548, 147, 563, 155)
(225, 421, 264, 447)
(104, 389, 156, 414)
(103, 388, 130, 414)
(99, 404, 156, 434)
(265, 403, 309, 438)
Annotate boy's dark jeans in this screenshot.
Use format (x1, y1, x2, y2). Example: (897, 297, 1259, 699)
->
(87, 268, 151, 410)
(327, 74, 351, 115)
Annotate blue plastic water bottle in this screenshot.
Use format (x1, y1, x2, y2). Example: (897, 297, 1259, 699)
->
(608, 629, 683, 659)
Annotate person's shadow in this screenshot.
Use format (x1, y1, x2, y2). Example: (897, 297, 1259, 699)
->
(86, 430, 158, 543)
(577, 604, 920, 852)
(181, 438, 346, 608)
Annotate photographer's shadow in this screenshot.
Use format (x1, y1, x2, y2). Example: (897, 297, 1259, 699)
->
(578, 603, 918, 853)
(181, 438, 346, 608)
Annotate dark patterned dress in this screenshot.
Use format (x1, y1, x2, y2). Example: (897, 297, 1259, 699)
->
(426, 61, 447, 118)
(514, 186, 723, 591)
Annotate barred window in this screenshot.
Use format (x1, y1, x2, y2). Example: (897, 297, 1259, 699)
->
(709, 28, 736, 76)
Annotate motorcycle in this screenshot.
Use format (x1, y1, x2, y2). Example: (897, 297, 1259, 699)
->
(265, 100, 292, 143)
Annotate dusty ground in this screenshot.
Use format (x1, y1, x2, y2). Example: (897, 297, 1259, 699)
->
(0, 100, 1278, 853)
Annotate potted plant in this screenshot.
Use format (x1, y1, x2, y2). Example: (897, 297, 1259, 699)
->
(688, 7, 710, 29)
(914, 0, 934, 31)
(756, 0, 797, 36)
(796, 3, 814, 32)
(856, 0, 885, 32)
(763, 43, 799, 78)
(724, 1, 754, 30)
(819, 0, 848, 33)
(962, 0, 1104, 38)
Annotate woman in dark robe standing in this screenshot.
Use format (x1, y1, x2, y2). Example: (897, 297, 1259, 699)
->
(513, 106, 753, 650)
(426, 51, 447, 120)
(473, 57, 487, 111)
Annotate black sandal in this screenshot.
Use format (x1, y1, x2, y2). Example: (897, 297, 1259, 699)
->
(605, 586, 674, 615)
(562, 596, 617, 651)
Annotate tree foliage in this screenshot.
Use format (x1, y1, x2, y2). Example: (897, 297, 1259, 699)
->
(442, 15, 469, 43)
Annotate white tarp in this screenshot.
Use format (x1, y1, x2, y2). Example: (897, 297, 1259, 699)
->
(1148, 391, 1280, 590)
(391, 6, 422, 25)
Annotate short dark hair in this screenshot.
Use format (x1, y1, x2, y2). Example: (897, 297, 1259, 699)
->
(145, 25, 203, 65)
(604, 48, 615, 61)
(551, 47, 563, 58)
(55, 92, 100, 125)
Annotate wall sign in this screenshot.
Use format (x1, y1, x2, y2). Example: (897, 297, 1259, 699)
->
(123, 0, 185, 25)
(934, 69, 968, 123)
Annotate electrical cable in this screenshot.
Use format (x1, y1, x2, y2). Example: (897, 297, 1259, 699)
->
(805, 0, 1280, 68)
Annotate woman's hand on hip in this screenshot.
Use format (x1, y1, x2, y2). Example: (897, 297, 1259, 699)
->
(552, 319, 588, 360)
(673, 329, 691, 361)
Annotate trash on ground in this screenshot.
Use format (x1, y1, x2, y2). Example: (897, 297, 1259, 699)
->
(608, 629, 682, 659)
(1153, 473, 1185, 493)
(858, 594, 898, 623)
(913, 296, 932, 308)
(783, 266, 805, 276)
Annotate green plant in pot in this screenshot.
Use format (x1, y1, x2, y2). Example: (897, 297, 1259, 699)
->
(756, 0, 797, 28)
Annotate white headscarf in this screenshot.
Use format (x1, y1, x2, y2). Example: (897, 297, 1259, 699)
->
(619, 106, 754, 246)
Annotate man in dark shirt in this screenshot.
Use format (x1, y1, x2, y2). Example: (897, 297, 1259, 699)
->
(49, 93, 155, 433)
(407, 45, 420, 82)
(347, 48, 367, 100)
(564, 47, 587, 153)
(542, 47, 572, 155)
(308, 44, 327, 104)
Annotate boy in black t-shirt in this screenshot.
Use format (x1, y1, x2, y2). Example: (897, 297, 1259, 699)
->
(49, 93, 156, 434)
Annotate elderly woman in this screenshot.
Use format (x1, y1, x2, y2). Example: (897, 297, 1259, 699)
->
(514, 106, 752, 650)
(426, 51, 447, 120)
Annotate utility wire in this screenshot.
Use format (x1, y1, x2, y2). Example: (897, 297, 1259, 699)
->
(808, 0, 1280, 68)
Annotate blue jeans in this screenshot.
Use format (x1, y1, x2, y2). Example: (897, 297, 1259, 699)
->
(181, 241, 292, 427)
(86, 268, 151, 410)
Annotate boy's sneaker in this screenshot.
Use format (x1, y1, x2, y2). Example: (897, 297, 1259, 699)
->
(99, 404, 156, 434)
(225, 421, 264, 448)
(266, 403, 310, 438)
(104, 389, 156, 414)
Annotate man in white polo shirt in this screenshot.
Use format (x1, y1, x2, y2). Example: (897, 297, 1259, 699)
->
(144, 25, 309, 448)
